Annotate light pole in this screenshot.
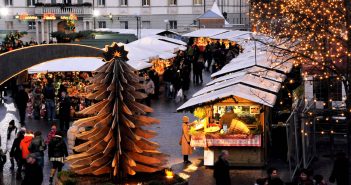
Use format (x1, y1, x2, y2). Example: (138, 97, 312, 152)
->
(136, 16, 141, 39)
(93, 9, 100, 29)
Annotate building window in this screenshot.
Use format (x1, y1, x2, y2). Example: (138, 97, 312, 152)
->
(86, 21, 90, 30)
(5, 0, 13, 6)
(5, 21, 13, 30)
(142, 21, 151, 29)
(193, 0, 202, 5)
(120, 21, 128, 29)
(169, 20, 177, 29)
(78, 0, 83, 4)
(98, 21, 106, 28)
(27, 0, 36, 6)
(98, 0, 105, 6)
(51, 0, 56, 3)
(313, 77, 342, 102)
(142, 0, 150, 6)
(120, 0, 128, 6)
(28, 21, 36, 30)
(169, 0, 177, 5)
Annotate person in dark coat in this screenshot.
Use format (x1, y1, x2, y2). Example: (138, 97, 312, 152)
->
(28, 131, 46, 168)
(43, 79, 56, 122)
(329, 152, 348, 185)
(21, 154, 43, 185)
(10, 130, 25, 179)
(296, 169, 313, 185)
(48, 131, 68, 185)
(213, 150, 231, 185)
(15, 85, 29, 125)
(265, 167, 285, 185)
(163, 66, 173, 99)
(58, 91, 71, 131)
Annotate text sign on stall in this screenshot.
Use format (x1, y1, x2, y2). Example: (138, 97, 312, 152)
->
(60, 14, 78, 21)
(18, 13, 38, 20)
(43, 13, 56, 20)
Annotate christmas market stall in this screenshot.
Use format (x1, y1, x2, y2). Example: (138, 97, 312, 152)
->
(128, 36, 186, 75)
(177, 38, 293, 167)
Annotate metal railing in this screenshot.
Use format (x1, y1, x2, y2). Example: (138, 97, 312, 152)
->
(35, 6, 92, 15)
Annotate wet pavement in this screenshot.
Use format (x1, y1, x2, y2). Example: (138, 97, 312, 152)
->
(0, 70, 347, 185)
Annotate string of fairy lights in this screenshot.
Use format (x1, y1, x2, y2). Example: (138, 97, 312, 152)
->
(251, 0, 350, 136)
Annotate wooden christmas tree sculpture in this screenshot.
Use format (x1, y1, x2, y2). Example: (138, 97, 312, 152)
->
(66, 43, 167, 177)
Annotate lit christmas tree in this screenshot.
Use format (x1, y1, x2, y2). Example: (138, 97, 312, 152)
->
(66, 43, 167, 177)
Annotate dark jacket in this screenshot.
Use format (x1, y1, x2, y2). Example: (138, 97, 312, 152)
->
(329, 156, 348, 185)
(21, 161, 43, 185)
(213, 157, 231, 185)
(43, 84, 55, 100)
(48, 135, 68, 158)
(28, 136, 46, 157)
(10, 134, 24, 159)
(15, 90, 28, 108)
(59, 96, 71, 119)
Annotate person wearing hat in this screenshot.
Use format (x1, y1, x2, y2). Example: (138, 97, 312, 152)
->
(179, 116, 192, 164)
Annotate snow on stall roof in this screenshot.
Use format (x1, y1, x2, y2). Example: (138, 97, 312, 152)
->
(127, 60, 152, 70)
(151, 35, 187, 46)
(211, 51, 293, 78)
(177, 83, 277, 111)
(210, 30, 251, 40)
(193, 73, 281, 97)
(129, 36, 186, 53)
(183, 29, 229, 38)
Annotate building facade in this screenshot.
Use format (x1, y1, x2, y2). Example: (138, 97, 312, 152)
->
(0, 0, 249, 43)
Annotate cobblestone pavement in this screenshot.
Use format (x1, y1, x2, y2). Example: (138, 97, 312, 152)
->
(0, 70, 348, 185)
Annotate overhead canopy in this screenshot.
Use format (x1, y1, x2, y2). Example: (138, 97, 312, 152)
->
(28, 56, 152, 74)
(183, 29, 228, 38)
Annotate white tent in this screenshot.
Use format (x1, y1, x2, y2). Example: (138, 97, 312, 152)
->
(28, 58, 105, 74)
(183, 29, 229, 38)
(128, 36, 186, 53)
(94, 28, 180, 38)
(210, 30, 251, 40)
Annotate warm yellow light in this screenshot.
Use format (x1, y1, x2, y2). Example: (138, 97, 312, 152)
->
(165, 168, 174, 179)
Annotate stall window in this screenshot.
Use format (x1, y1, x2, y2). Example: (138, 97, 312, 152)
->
(169, 0, 177, 5)
(169, 20, 177, 29)
(98, 21, 106, 28)
(193, 0, 202, 5)
(120, 0, 128, 6)
(120, 21, 128, 29)
(28, 21, 36, 30)
(142, 0, 150, 6)
(142, 21, 151, 29)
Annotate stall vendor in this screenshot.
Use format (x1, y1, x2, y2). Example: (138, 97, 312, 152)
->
(179, 116, 192, 164)
(219, 107, 237, 129)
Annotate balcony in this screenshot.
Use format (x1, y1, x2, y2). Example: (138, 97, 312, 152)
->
(35, 6, 92, 15)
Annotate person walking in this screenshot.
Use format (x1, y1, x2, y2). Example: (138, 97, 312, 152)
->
(19, 130, 34, 178)
(28, 131, 46, 168)
(43, 79, 56, 122)
(21, 154, 43, 185)
(213, 150, 231, 185)
(144, 75, 155, 106)
(45, 123, 57, 145)
(179, 116, 192, 164)
(48, 131, 68, 185)
(329, 152, 348, 185)
(10, 130, 25, 179)
(58, 91, 71, 131)
(15, 85, 29, 125)
(6, 120, 17, 170)
(296, 169, 313, 185)
(32, 82, 42, 120)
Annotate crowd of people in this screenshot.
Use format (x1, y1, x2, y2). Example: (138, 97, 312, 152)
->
(0, 120, 67, 185)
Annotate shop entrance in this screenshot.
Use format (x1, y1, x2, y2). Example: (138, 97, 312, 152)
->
(0, 44, 103, 85)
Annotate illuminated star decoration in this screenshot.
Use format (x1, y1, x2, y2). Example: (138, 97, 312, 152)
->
(103, 42, 129, 62)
